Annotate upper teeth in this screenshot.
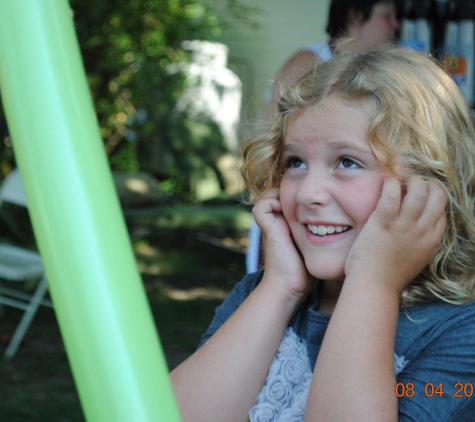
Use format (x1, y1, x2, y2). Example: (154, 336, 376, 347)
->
(307, 224, 348, 236)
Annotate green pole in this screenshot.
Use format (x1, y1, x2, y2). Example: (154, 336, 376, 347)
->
(0, 1, 181, 421)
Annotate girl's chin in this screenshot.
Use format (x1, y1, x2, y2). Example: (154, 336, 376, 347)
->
(307, 268, 346, 283)
(301, 252, 348, 282)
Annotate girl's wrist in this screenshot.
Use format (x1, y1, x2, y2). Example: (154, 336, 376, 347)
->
(259, 272, 310, 314)
(345, 262, 410, 297)
(341, 273, 402, 306)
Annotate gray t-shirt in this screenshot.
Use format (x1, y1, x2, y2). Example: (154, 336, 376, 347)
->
(200, 270, 475, 421)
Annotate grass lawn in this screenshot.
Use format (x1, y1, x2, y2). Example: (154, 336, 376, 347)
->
(0, 207, 250, 421)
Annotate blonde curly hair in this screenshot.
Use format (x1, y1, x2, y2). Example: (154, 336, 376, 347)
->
(241, 45, 475, 307)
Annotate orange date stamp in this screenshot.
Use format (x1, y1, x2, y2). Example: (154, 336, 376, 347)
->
(396, 382, 474, 398)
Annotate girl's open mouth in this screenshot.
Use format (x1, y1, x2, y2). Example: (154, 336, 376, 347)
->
(307, 224, 350, 237)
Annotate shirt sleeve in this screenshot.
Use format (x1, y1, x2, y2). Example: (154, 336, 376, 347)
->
(397, 302, 475, 421)
(197, 270, 263, 348)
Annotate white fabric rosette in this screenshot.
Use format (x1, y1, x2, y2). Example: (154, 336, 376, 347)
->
(249, 327, 409, 422)
(249, 328, 312, 422)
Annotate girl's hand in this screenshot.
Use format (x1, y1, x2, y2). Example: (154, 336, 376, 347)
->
(345, 176, 448, 294)
(253, 188, 313, 300)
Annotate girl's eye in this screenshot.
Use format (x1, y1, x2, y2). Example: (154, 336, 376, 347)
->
(285, 157, 307, 169)
(338, 157, 361, 169)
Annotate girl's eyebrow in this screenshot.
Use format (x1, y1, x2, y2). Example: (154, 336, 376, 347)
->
(282, 140, 373, 155)
(281, 142, 307, 157)
(281, 144, 300, 153)
(327, 140, 373, 155)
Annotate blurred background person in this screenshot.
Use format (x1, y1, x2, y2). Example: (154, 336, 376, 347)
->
(268, 0, 401, 107)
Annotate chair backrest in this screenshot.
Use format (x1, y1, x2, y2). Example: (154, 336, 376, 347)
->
(0, 169, 28, 208)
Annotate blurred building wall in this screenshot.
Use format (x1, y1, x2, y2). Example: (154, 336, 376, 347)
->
(216, 0, 330, 135)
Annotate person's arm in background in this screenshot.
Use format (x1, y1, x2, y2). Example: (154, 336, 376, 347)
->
(266, 50, 318, 119)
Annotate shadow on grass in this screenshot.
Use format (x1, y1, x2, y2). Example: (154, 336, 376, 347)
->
(0, 231, 247, 421)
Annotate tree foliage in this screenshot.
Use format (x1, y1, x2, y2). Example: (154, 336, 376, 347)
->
(0, 0, 259, 197)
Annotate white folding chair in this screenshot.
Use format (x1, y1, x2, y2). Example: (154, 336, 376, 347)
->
(0, 169, 53, 358)
(246, 218, 264, 274)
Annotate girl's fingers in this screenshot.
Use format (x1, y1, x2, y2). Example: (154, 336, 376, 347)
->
(265, 188, 280, 199)
(374, 176, 447, 232)
(373, 176, 401, 225)
(398, 178, 448, 236)
(435, 211, 448, 238)
(252, 189, 280, 215)
(252, 188, 287, 236)
(252, 197, 282, 219)
(399, 177, 430, 222)
(418, 180, 448, 227)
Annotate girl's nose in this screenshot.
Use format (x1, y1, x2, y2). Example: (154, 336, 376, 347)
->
(295, 174, 332, 207)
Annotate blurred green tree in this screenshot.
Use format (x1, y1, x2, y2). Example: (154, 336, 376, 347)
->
(0, 0, 259, 199)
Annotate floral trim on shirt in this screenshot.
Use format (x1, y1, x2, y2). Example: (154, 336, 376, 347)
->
(249, 327, 409, 422)
(249, 328, 312, 422)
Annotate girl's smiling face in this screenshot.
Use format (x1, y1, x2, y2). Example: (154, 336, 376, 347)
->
(279, 98, 387, 282)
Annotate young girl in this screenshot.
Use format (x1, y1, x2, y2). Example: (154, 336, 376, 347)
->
(170, 46, 475, 421)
